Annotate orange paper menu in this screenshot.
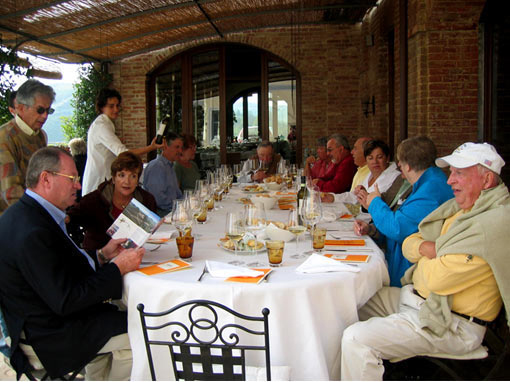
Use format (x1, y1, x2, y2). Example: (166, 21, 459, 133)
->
(325, 239, 366, 246)
(226, 268, 272, 284)
(325, 254, 371, 263)
(137, 259, 191, 276)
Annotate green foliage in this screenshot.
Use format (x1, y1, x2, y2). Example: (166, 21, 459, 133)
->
(60, 115, 83, 142)
(64, 64, 112, 141)
(0, 46, 33, 125)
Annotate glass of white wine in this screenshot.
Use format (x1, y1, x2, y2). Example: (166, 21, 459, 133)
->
(171, 199, 193, 237)
(287, 208, 307, 259)
(244, 204, 267, 267)
(301, 190, 323, 255)
(225, 212, 245, 265)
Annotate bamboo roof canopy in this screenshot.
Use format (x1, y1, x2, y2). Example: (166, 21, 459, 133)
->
(1, 0, 377, 64)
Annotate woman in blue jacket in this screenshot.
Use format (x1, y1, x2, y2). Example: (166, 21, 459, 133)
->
(355, 136, 454, 286)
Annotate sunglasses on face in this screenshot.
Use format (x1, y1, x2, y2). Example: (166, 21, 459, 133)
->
(33, 106, 55, 115)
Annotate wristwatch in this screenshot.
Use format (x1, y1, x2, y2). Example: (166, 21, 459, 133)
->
(97, 248, 110, 264)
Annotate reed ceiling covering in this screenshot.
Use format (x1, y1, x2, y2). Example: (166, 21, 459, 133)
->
(0, 0, 377, 64)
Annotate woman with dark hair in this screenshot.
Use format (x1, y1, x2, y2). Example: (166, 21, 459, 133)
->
(354, 140, 401, 195)
(81, 88, 163, 196)
(174, 134, 201, 191)
(67, 151, 157, 251)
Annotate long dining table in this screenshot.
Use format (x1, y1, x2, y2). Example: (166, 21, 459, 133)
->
(122, 184, 390, 380)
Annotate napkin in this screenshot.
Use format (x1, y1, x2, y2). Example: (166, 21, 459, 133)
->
(206, 260, 265, 278)
(265, 223, 295, 242)
(322, 210, 337, 222)
(295, 254, 360, 274)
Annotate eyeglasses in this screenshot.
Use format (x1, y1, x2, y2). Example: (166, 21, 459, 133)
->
(34, 106, 55, 115)
(51, 172, 80, 184)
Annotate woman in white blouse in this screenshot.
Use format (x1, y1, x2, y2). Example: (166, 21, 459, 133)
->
(355, 140, 400, 194)
(82, 88, 163, 195)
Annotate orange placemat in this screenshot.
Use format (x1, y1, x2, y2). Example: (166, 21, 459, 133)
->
(325, 239, 366, 246)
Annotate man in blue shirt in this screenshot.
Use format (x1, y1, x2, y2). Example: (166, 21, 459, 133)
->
(0, 147, 144, 379)
(354, 136, 453, 287)
(143, 132, 183, 217)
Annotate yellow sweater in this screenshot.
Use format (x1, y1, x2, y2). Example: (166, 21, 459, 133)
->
(350, 165, 370, 191)
(402, 210, 502, 321)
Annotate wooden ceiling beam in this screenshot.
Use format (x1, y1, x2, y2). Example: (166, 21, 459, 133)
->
(194, 0, 223, 38)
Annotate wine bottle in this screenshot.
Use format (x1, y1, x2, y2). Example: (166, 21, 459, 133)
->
(297, 175, 307, 225)
(155, 114, 171, 144)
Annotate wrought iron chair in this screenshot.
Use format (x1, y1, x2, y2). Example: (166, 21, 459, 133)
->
(137, 300, 271, 381)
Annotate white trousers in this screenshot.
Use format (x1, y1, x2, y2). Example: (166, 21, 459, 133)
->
(20, 332, 132, 380)
(85, 333, 132, 381)
(341, 285, 486, 380)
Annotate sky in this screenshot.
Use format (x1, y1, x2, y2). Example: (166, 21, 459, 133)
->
(10, 55, 83, 143)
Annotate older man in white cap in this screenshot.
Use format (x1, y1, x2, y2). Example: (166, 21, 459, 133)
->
(340, 142, 510, 380)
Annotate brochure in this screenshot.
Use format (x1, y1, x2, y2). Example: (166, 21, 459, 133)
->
(106, 198, 163, 248)
(226, 268, 272, 284)
(324, 253, 371, 263)
(138, 259, 191, 275)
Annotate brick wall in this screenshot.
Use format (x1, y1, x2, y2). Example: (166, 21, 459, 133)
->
(111, 0, 487, 160)
(360, 0, 486, 157)
(111, 24, 362, 157)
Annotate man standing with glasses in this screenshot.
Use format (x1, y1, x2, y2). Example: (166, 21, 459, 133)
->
(0, 79, 55, 214)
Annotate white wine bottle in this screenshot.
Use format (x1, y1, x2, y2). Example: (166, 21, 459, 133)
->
(155, 114, 171, 144)
(297, 175, 307, 225)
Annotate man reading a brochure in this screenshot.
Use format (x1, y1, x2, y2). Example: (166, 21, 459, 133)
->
(0, 147, 144, 380)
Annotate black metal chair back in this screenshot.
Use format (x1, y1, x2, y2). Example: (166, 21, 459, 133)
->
(137, 300, 271, 381)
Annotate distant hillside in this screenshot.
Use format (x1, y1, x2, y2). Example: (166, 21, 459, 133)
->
(44, 82, 75, 144)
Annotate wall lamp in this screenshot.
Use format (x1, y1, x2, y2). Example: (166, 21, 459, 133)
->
(362, 96, 375, 117)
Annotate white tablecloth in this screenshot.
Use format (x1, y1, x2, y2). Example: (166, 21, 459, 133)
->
(122, 186, 389, 380)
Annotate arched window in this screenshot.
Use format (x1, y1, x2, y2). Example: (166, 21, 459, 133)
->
(147, 43, 301, 170)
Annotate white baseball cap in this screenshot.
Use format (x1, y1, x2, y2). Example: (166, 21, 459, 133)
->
(435, 142, 505, 175)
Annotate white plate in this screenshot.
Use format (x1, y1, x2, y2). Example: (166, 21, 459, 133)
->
(243, 188, 267, 194)
(217, 242, 266, 255)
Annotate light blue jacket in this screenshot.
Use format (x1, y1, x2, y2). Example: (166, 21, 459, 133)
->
(368, 166, 453, 286)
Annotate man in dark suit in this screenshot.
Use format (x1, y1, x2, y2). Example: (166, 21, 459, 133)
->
(0, 147, 144, 380)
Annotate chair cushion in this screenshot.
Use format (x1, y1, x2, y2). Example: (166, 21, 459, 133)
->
(390, 345, 488, 363)
(246, 365, 291, 381)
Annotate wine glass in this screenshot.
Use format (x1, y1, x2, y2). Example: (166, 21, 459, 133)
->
(287, 208, 307, 259)
(233, 163, 242, 181)
(244, 204, 267, 267)
(187, 192, 202, 222)
(301, 190, 323, 255)
(171, 199, 192, 237)
(225, 212, 246, 265)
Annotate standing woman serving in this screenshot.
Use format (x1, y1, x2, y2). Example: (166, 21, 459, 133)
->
(82, 88, 163, 195)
